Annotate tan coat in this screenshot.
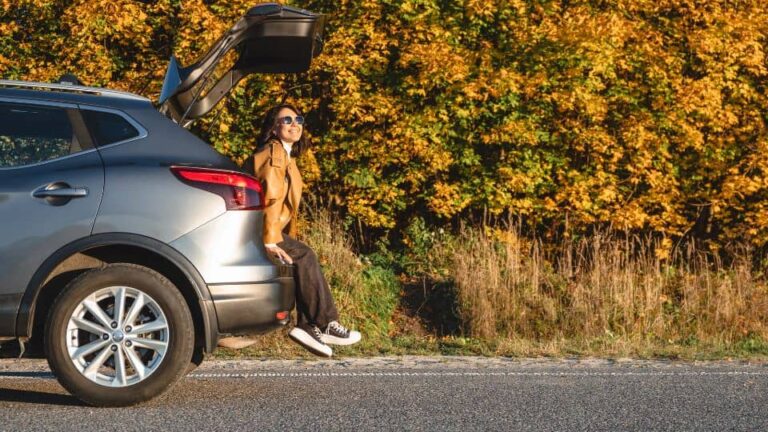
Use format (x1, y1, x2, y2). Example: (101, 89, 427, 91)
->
(246, 139, 303, 244)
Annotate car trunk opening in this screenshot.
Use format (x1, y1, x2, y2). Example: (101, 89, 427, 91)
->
(158, 3, 325, 126)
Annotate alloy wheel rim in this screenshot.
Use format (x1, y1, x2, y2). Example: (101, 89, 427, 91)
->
(65, 286, 170, 387)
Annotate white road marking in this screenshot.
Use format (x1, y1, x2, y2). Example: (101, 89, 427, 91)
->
(0, 370, 766, 380)
(186, 371, 768, 378)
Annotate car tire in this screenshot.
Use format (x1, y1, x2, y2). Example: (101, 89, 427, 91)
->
(44, 263, 194, 407)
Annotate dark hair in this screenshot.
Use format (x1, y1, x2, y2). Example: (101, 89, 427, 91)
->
(257, 103, 308, 158)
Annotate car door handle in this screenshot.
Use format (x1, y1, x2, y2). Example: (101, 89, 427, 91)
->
(33, 185, 89, 198)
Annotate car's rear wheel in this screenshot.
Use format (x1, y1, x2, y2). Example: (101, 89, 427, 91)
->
(45, 263, 194, 406)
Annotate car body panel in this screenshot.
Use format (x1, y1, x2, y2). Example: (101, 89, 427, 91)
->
(169, 211, 278, 284)
(208, 280, 294, 334)
(14, 232, 219, 352)
(0, 138, 104, 335)
(88, 106, 236, 242)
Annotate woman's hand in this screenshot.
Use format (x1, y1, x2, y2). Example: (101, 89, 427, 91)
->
(265, 244, 294, 265)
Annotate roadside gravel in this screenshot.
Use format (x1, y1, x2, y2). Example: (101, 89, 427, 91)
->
(2, 355, 767, 375)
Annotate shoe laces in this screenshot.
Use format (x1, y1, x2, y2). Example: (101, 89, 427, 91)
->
(326, 321, 349, 338)
(310, 325, 324, 341)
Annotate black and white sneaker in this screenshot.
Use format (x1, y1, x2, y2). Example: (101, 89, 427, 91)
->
(321, 321, 362, 346)
(288, 324, 333, 357)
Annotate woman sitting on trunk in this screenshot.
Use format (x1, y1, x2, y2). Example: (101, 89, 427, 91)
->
(218, 103, 361, 357)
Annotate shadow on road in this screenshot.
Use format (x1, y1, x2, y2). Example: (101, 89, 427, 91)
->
(0, 384, 82, 406)
(0, 371, 82, 406)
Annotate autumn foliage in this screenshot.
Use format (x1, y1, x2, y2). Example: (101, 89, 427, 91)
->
(2, 0, 768, 250)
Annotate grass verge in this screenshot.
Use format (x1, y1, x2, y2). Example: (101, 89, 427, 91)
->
(214, 211, 768, 361)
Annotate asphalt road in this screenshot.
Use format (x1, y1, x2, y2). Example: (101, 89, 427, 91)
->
(0, 357, 766, 431)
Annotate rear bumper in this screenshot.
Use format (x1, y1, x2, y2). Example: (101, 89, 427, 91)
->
(208, 265, 295, 335)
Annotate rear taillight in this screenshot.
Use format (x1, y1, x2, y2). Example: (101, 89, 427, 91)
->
(171, 167, 264, 210)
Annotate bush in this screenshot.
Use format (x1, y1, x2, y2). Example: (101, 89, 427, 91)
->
(3, 1, 768, 248)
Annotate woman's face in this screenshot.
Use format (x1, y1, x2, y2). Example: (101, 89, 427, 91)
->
(273, 107, 303, 145)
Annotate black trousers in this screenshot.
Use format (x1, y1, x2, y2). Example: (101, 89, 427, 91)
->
(278, 234, 339, 328)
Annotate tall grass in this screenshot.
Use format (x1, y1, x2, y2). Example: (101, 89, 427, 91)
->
(218, 210, 768, 358)
(217, 208, 400, 358)
(301, 209, 400, 342)
(443, 228, 768, 347)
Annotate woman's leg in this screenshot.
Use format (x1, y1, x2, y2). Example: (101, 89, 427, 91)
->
(277, 234, 339, 328)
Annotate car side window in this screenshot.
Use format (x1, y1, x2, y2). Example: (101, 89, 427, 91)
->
(0, 103, 79, 168)
(81, 109, 139, 146)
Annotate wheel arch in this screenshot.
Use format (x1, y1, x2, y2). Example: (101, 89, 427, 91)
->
(17, 233, 219, 357)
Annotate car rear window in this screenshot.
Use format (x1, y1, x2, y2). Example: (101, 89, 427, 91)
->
(82, 110, 140, 146)
(0, 103, 78, 168)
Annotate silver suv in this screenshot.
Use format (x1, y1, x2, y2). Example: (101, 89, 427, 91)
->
(0, 4, 324, 406)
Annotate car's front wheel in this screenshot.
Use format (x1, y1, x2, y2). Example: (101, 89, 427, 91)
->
(45, 263, 194, 406)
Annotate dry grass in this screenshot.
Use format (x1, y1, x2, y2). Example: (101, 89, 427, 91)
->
(216, 212, 768, 359)
(219, 208, 399, 358)
(299, 209, 365, 322)
(445, 228, 768, 347)
(300, 209, 400, 340)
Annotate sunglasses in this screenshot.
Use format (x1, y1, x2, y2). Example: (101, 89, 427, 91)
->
(278, 115, 305, 126)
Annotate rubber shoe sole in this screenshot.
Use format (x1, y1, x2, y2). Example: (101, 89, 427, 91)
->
(321, 330, 362, 346)
(288, 327, 333, 357)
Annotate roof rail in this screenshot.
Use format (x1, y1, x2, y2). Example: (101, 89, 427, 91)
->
(0, 80, 150, 102)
